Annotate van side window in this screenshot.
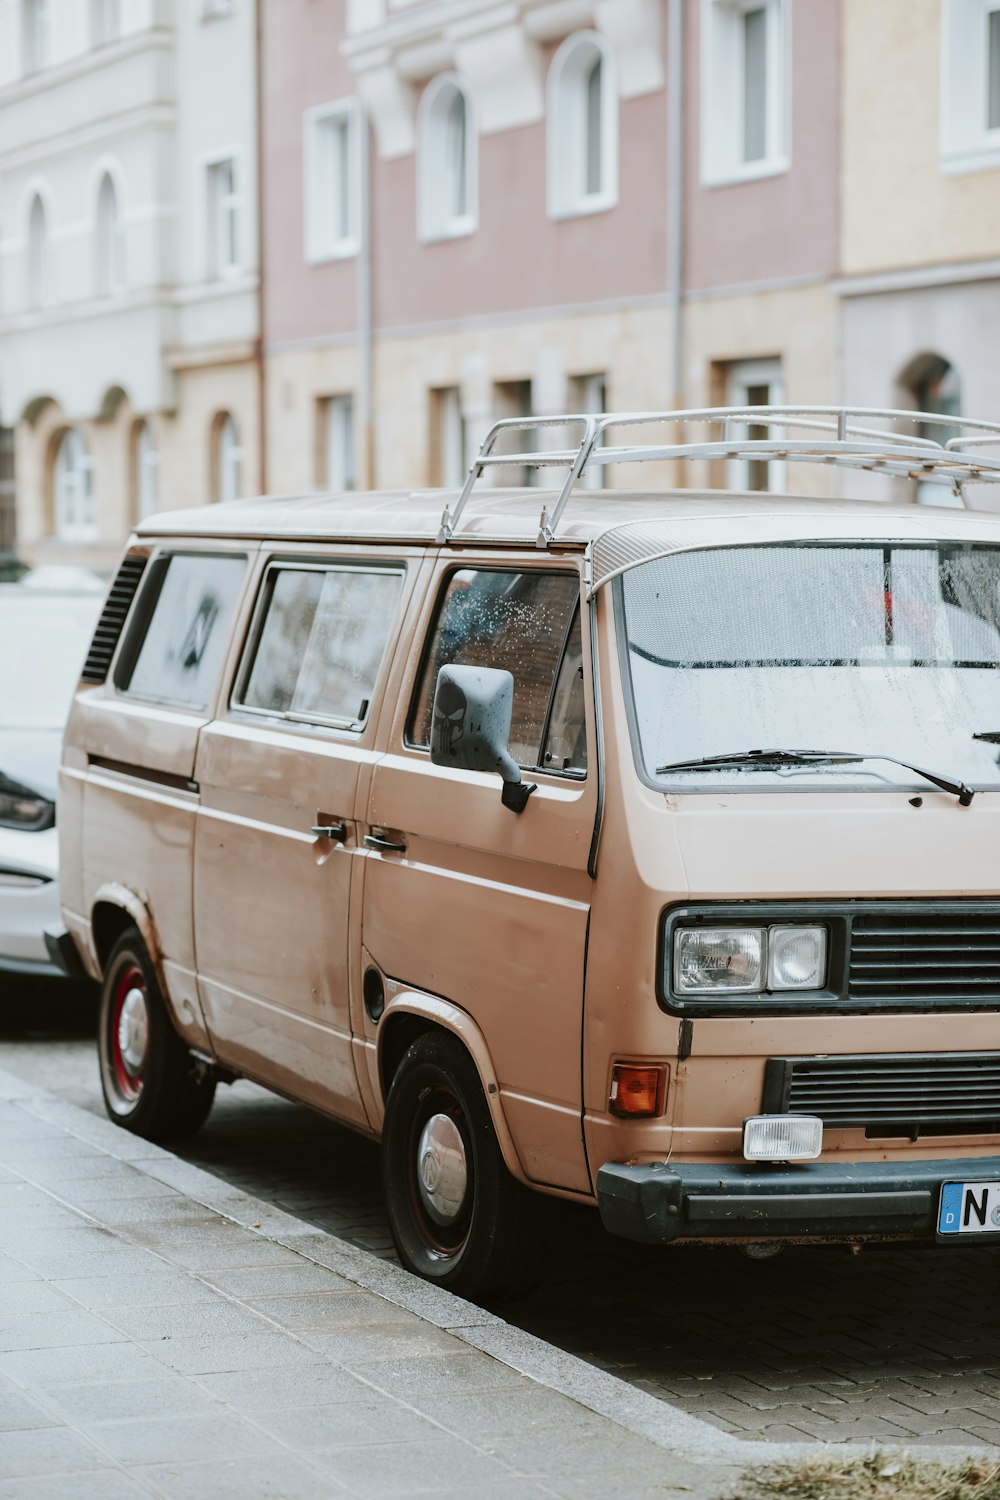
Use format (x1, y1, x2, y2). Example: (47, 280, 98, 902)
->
(237, 564, 404, 728)
(118, 552, 246, 711)
(410, 568, 583, 771)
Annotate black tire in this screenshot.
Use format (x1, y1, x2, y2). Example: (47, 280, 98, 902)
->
(97, 929, 215, 1141)
(381, 1031, 550, 1299)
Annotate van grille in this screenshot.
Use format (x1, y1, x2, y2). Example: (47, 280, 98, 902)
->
(848, 910, 1000, 1003)
(80, 554, 146, 684)
(765, 1052, 1000, 1137)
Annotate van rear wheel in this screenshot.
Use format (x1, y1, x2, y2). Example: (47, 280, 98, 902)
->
(98, 929, 215, 1141)
(381, 1032, 549, 1299)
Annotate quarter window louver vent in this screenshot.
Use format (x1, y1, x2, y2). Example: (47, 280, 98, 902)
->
(80, 554, 147, 684)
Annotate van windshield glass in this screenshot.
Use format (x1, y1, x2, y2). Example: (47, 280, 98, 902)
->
(619, 542, 1000, 793)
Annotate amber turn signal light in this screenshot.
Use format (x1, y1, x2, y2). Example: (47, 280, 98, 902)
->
(609, 1064, 667, 1118)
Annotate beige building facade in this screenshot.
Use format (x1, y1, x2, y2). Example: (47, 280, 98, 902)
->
(0, 0, 260, 569)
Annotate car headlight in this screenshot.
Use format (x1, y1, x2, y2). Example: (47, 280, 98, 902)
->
(673, 924, 827, 994)
(0, 788, 55, 832)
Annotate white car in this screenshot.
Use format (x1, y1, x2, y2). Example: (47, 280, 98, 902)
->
(0, 579, 102, 982)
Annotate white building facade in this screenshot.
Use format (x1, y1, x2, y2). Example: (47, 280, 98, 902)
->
(0, 0, 260, 567)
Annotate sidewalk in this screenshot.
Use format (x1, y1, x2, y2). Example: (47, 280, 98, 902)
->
(0, 1066, 994, 1500)
(0, 1064, 738, 1500)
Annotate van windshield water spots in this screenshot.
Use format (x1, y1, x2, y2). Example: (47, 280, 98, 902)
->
(620, 542, 1000, 792)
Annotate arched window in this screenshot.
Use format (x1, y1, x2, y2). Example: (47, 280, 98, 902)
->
(418, 76, 476, 241)
(54, 429, 97, 541)
(133, 420, 158, 520)
(548, 33, 618, 218)
(902, 353, 962, 507)
(27, 194, 51, 310)
(22, 0, 49, 74)
(214, 413, 242, 502)
(96, 173, 125, 296)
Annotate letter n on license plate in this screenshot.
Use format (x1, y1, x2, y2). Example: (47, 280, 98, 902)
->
(937, 1181, 1000, 1239)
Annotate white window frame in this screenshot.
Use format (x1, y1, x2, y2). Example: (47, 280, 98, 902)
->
(135, 420, 158, 520)
(547, 32, 619, 220)
(95, 173, 126, 297)
(303, 100, 360, 263)
(322, 394, 356, 491)
(434, 387, 467, 489)
(941, 0, 1000, 173)
(22, 0, 49, 75)
(700, 0, 790, 187)
(418, 74, 478, 243)
(204, 153, 242, 279)
(725, 356, 785, 493)
(216, 413, 242, 502)
(54, 429, 98, 543)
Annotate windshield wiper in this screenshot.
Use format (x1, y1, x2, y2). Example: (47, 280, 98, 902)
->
(655, 748, 975, 806)
(973, 731, 1000, 744)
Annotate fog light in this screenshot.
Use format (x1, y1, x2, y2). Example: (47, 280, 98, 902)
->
(609, 1064, 667, 1118)
(743, 1114, 823, 1162)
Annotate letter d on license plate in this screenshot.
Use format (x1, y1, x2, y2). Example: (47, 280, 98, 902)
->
(938, 1180, 1000, 1238)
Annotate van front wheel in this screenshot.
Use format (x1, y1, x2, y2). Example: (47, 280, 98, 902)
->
(381, 1032, 548, 1299)
(98, 929, 215, 1141)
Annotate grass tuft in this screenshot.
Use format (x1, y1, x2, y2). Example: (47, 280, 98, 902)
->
(733, 1452, 1000, 1500)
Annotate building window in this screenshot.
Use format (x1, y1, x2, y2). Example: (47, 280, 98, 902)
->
(941, 0, 1000, 171)
(95, 174, 125, 297)
(430, 387, 467, 488)
(214, 413, 242, 502)
(490, 379, 538, 487)
(700, 0, 789, 185)
(548, 34, 618, 218)
(22, 0, 49, 75)
(724, 357, 784, 493)
(418, 76, 477, 241)
(304, 102, 359, 262)
(320, 395, 356, 491)
(570, 373, 608, 489)
(902, 353, 963, 506)
(133, 420, 158, 521)
(27, 194, 51, 311)
(91, 0, 121, 45)
(54, 430, 97, 542)
(205, 157, 240, 277)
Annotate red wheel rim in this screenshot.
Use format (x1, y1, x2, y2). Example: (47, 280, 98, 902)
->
(110, 963, 148, 1103)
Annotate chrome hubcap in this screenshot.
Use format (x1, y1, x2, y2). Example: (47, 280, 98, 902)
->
(416, 1113, 468, 1226)
(117, 987, 148, 1075)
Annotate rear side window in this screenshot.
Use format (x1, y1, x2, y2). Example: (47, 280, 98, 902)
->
(118, 552, 246, 711)
(237, 563, 404, 729)
(410, 568, 585, 772)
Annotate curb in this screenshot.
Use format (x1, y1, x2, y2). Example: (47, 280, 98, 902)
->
(0, 1063, 994, 1471)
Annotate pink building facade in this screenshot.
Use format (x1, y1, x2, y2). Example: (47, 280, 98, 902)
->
(261, 0, 842, 498)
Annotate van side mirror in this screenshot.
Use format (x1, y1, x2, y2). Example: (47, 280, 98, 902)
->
(430, 664, 536, 814)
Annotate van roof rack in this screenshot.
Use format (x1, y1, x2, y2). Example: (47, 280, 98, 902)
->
(436, 406, 1000, 548)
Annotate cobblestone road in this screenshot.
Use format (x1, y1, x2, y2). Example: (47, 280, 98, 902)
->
(4, 984, 1000, 1449)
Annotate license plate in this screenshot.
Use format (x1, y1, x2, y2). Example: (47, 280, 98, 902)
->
(938, 1180, 1000, 1238)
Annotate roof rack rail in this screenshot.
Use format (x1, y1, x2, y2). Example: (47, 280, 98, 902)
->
(436, 406, 1000, 548)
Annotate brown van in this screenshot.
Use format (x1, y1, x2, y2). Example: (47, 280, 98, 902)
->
(57, 407, 1000, 1294)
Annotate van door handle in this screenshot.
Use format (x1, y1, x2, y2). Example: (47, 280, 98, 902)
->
(311, 823, 347, 842)
(364, 833, 407, 854)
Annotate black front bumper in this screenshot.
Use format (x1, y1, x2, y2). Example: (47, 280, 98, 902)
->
(596, 1156, 1000, 1245)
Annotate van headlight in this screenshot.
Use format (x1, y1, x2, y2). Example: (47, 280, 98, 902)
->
(673, 925, 827, 994)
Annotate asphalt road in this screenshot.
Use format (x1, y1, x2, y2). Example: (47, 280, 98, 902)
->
(3, 980, 1000, 1448)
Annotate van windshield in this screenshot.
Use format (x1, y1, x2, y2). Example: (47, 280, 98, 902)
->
(618, 541, 1000, 793)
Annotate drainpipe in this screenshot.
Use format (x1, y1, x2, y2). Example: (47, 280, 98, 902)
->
(358, 100, 375, 489)
(667, 0, 684, 429)
(254, 0, 268, 494)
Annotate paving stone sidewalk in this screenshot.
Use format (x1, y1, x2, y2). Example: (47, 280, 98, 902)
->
(0, 1066, 743, 1500)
